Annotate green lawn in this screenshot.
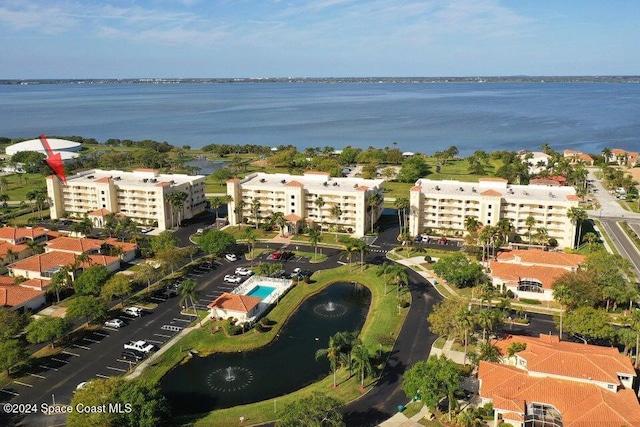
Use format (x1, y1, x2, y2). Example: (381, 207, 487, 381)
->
(0, 173, 47, 201)
(141, 264, 409, 426)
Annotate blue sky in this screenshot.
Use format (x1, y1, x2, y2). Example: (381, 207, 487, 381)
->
(1, 0, 638, 78)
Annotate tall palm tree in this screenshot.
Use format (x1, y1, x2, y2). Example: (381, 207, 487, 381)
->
(49, 267, 72, 303)
(308, 228, 321, 261)
(393, 197, 410, 234)
(352, 343, 374, 388)
(377, 261, 393, 294)
(250, 199, 261, 229)
(25, 239, 44, 256)
(567, 207, 587, 249)
(356, 240, 369, 271)
(525, 215, 536, 245)
(272, 211, 287, 236)
(478, 226, 494, 264)
(389, 264, 409, 297)
(166, 192, 177, 229)
(314, 196, 325, 234)
(464, 216, 481, 233)
(534, 227, 549, 246)
(342, 240, 358, 269)
(233, 199, 246, 224)
(329, 204, 342, 242)
(172, 191, 189, 226)
(179, 278, 199, 317)
(367, 193, 382, 233)
(602, 147, 612, 163)
(456, 307, 475, 360)
(209, 196, 224, 220)
(243, 227, 257, 266)
(315, 335, 341, 388)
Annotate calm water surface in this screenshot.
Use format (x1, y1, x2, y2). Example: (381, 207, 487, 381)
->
(1, 82, 639, 155)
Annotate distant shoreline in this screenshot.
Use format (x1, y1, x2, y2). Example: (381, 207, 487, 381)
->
(2, 76, 640, 85)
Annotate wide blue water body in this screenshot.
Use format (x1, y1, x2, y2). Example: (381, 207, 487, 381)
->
(1, 82, 638, 156)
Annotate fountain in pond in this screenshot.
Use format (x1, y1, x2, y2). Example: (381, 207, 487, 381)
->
(207, 366, 253, 392)
(225, 367, 236, 382)
(313, 299, 347, 318)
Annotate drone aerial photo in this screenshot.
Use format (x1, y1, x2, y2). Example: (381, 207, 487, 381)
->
(1, 1, 640, 427)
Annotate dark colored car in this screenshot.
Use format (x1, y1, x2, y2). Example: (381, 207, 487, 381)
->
(121, 349, 145, 361)
(281, 251, 295, 261)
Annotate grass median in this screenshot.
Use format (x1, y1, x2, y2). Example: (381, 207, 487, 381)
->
(141, 264, 410, 426)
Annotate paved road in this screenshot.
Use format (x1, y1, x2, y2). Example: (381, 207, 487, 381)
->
(599, 219, 640, 279)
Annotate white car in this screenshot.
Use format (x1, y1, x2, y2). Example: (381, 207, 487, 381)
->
(235, 267, 254, 277)
(140, 227, 153, 233)
(225, 253, 238, 262)
(122, 306, 144, 317)
(104, 318, 125, 328)
(224, 274, 242, 284)
(123, 340, 155, 353)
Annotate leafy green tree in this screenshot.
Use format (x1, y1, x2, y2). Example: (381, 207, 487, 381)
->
(101, 274, 132, 306)
(0, 339, 28, 375)
(0, 308, 28, 340)
(133, 262, 159, 290)
(397, 155, 430, 183)
(275, 393, 344, 427)
(584, 251, 635, 311)
(558, 306, 615, 344)
(428, 298, 466, 338)
(66, 296, 107, 327)
(69, 214, 93, 236)
(551, 270, 599, 310)
(402, 356, 462, 420)
(25, 316, 70, 348)
(155, 246, 184, 274)
(198, 230, 236, 255)
(68, 377, 169, 427)
(73, 265, 110, 296)
(150, 231, 179, 254)
(506, 342, 527, 358)
(433, 253, 484, 288)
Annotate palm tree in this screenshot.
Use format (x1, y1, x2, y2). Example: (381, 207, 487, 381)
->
(464, 216, 481, 233)
(342, 240, 358, 269)
(25, 239, 44, 256)
(456, 307, 475, 361)
(0, 193, 9, 210)
(534, 227, 549, 246)
(315, 335, 342, 388)
(329, 204, 342, 242)
(49, 267, 72, 303)
(209, 196, 224, 220)
(389, 264, 409, 297)
(179, 278, 199, 317)
(355, 240, 369, 271)
(367, 193, 382, 233)
(478, 226, 494, 264)
(582, 232, 600, 251)
(477, 309, 497, 343)
(602, 147, 612, 163)
(567, 207, 588, 249)
(314, 196, 325, 234)
(525, 215, 536, 245)
(172, 191, 189, 226)
(308, 228, 321, 261)
(243, 227, 257, 266)
(233, 199, 246, 224)
(250, 199, 261, 229)
(393, 197, 410, 234)
(272, 211, 287, 236)
(352, 343, 374, 388)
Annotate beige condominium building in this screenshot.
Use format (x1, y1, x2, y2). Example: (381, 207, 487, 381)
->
(409, 178, 579, 249)
(227, 172, 384, 237)
(47, 169, 206, 231)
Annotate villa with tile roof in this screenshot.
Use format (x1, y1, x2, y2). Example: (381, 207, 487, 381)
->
(44, 237, 137, 262)
(8, 251, 120, 281)
(607, 149, 640, 167)
(207, 292, 261, 323)
(489, 250, 585, 302)
(0, 276, 46, 312)
(227, 171, 384, 237)
(563, 149, 595, 166)
(0, 226, 51, 245)
(46, 168, 206, 231)
(479, 334, 640, 427)
(409, 178, 579, 249)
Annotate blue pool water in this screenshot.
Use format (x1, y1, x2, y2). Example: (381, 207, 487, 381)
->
(246, 285, 276, 300)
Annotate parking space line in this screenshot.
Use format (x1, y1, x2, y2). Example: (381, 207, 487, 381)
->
(73, 344, 91, 350)
(62, 350, 80, 357)
(51, 358, 68, 364)
(103, 326, 120, 331)
(0, 389, 18, 396)
(84, 338, 100, 344)
(13, 381, 33, 388)
(93, 331, 109, 337)
(106, 366, 127, 373)
(29, 373, 45, 379)
(39, 365, 57, 371)
(115, 359, 135, 365)
(146, 339, 163, 344)
(173, 318, 191, 322)
(96, 374, 110, 379)
(154, 333, 171, 338)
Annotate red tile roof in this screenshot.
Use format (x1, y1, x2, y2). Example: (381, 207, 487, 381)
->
(355, 186, 369, 191)
(94, 177, 113, 183)
(410, 186, 422, 191)
(489, 261, 566, 289)
(481, 189, 502, 197)
(89, 208, 111, 217)
(567, 195, 580, 201)
(284, 214, 301, 221)
(207, 293, 261, 313)
(20, 278, 51, 290)
(45, 237, 136, 255)
(9, 252, 119, 273)
(0, 226, 49, 242)
(494, 334, 636, 383)
(496, 249, 585, 268)
(285, 181, 304, 188)
(0, 241, 28, 258)
(479, 361, 640, 427)
(0, 284, 44, 307)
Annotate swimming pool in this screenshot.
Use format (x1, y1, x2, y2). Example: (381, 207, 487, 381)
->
(246, 285, 276, 300)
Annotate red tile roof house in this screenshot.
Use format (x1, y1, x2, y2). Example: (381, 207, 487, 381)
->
(44, 237, 137, 263)
(479, 334, 640, 427)
(489, 250, 585, 303)
(7, 252, 121, 281)
(0, 276, 46, 312)
(207, 292, 261, 323)
(0, 226, 51, 245)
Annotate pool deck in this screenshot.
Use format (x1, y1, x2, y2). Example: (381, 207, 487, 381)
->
(230, 276, 293, 322)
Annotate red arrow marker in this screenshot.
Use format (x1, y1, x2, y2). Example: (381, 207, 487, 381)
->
(39, 134, 67, 184)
